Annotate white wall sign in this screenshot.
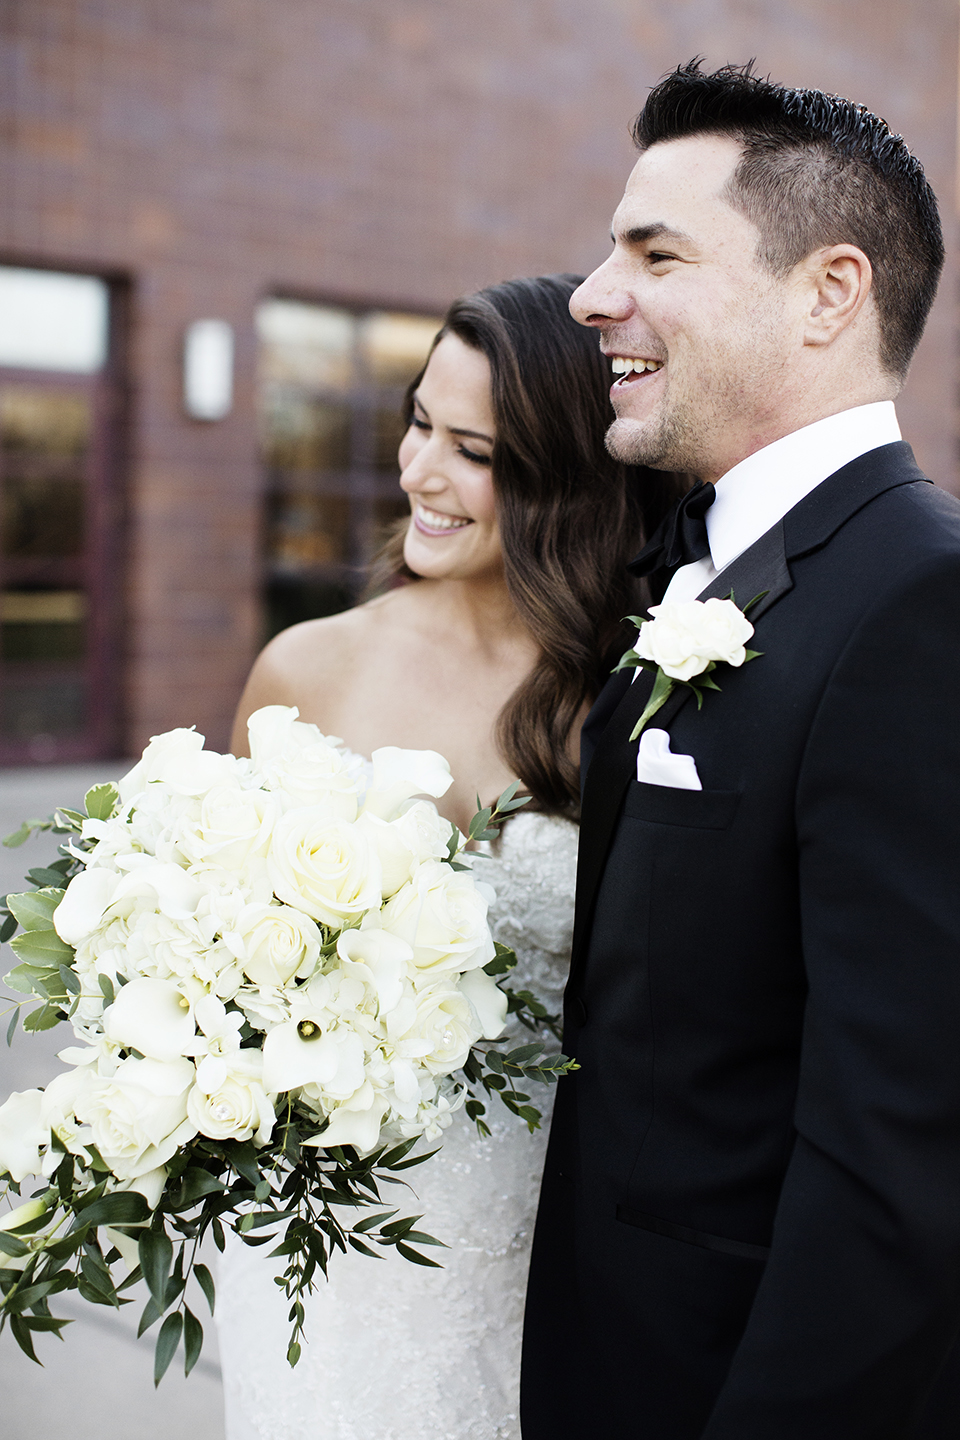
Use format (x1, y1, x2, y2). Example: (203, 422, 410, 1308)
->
(183, 319, 234, 420)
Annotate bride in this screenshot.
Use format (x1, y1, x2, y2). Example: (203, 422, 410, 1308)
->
(215, 274, 679, 1439)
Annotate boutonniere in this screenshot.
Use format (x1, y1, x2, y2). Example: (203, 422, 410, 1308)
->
(614, 594, 763, 741)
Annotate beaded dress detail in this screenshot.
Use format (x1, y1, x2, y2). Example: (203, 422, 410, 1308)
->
(216, 807, 578, 1440)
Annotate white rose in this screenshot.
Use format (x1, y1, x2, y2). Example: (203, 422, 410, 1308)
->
(380, 860, 495, 975)
(247, 706, 359, 817)
(388, 985, 479, 1075)
(227, 903, 323, 987)
(393, 801, 458, 863)
(0, 1089, 48, 1182)
(188, 1051, 275, 1145)
(691, 596, 756, 664)
(354, 812, 416, 898)
(174, 783, 279, 874)
(357, 802, 457, 899)
(362, 747, 453, 821)
(268, 810, 382, 927)
(72, 1056, 197, 1181)
(635, 598, 754, 682)
(103, 978, 195, 1062)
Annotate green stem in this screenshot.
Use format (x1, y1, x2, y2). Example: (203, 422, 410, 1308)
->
(629, 667, 676, 741)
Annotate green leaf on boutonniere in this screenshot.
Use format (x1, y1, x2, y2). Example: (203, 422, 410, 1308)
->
(629, 666, 676, 741)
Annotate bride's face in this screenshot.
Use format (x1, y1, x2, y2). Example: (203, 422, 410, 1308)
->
(398, 333, 501, 582)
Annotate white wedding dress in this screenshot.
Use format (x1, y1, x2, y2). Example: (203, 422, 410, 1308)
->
(216, 808, 578, 1440)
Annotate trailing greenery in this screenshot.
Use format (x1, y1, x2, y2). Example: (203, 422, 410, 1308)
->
(0, 781, 576, 1381)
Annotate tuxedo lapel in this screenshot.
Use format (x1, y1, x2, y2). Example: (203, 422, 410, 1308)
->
(571, 441, 929, 974)
(570, 520, 791, 969)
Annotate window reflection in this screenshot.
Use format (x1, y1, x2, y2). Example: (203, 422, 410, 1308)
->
(256, 299, 440, 637)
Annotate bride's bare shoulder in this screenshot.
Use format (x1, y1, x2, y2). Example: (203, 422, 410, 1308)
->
(231, 588, 421, 751)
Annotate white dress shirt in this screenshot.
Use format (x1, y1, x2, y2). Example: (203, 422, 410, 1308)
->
(661, 402, 902, 605)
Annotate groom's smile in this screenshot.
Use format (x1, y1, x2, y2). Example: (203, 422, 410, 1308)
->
(571, 132, 797, 483)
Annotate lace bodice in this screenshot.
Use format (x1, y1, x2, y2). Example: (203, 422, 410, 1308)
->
(216, 807, 578, 1440)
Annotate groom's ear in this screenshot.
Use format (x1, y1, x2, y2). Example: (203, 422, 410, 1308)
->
(800, 244, 874, 349)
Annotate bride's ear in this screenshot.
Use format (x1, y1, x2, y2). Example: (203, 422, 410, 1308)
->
(801, 245, 873, 348)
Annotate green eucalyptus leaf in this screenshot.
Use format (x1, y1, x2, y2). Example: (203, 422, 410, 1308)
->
(10, 929, 73, 965)
(183, 1306, 203, 1377)
(137, 1292, 164, 1337)
(9, 1313, 41, 1364)
(346, 1234, 380, 1258)
(6, 889, 65, 931)
(27, 867, 69, 889)
(3, 963, 48, 995)
(0, 1230, 30, 1257)
(73, 1191, 149, 1231)
(193, 1262, 216, 1316)
(57, 964, 80, 996)
(395, 1242, 443, 1268)
(138, 1229, 174, 1309)
(153, 1310, 183, 1386)
(84, 784, 120, 822)
(22, 1003, 64, 1033)
(54, 807, 86, 829)
(173, 1168, 225, 1208)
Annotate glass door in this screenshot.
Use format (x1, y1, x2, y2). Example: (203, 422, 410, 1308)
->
(0, 268, 121, 764)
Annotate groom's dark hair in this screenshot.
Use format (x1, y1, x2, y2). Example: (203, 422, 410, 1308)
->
(634, 59, 943, 380)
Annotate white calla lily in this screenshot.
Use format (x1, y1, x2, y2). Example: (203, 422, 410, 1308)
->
(458, 965, 509, 1039)
(103, 978, 195, 1062)
(0, 1195, 50, 1233)
(262, 1019, 366, 1098)
(0, 1090, 47, 1182)
(304, 1100, 386, 1154)
(53, 867, 120, 944)
(362, 746, 453, 820)
(336, 927, 410, 1015)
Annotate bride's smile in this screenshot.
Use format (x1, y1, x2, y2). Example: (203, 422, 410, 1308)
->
(412, 500, 473, 534)
(397, 331, 501, 581)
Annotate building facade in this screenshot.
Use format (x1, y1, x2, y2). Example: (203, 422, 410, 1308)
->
(1, 0, 956, 760)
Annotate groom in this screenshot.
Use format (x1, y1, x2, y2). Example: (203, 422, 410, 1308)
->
(521, 61, 960, 1439)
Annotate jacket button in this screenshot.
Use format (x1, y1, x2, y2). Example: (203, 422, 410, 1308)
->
(573, 997, 588, 1026)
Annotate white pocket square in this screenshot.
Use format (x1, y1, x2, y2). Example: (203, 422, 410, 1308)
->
(635, 728, 702, 791)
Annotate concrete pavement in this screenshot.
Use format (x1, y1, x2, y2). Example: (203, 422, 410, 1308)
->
(0, 764, 226, 1440)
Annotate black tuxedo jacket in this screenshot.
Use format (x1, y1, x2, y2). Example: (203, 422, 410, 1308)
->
(521, 443, 960, 1439)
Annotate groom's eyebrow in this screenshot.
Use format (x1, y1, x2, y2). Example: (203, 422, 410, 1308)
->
(613, 222, 695, 247)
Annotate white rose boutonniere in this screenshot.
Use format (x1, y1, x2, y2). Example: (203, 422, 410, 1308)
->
(615, 594, 762, 740)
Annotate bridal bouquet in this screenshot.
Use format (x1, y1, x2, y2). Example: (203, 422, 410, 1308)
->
(0, 707, 572, 1381)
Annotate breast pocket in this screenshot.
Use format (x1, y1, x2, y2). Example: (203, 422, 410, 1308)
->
(623, 782, 741, 830)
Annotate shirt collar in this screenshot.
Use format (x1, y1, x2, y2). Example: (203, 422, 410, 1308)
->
(706, 401, 901, 573)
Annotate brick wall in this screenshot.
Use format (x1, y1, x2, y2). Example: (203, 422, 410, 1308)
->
(1, 0, 956, 753)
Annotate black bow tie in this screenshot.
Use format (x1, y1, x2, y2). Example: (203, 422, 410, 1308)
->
(628, 480, 716, 578)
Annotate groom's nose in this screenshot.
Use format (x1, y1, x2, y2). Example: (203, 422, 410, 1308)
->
(570, 257, 635, 329)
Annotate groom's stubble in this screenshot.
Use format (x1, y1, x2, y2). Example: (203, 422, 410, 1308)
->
(603, 276, 793, 480)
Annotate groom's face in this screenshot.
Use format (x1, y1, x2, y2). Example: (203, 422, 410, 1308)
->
(571, 133, 799, 483)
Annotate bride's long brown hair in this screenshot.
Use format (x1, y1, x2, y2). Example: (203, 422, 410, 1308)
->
(370, 274, 683, 814)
